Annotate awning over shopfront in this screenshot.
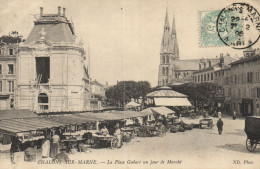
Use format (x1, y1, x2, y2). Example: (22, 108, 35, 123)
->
(154, 98, 192, 106)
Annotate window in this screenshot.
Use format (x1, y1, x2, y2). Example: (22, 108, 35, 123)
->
(9, 48, 13, 56)
(204, 74, 206, 81)
(166, 55, 169, 63)
(162, 67, 165, 75)
(0, 48, 2, 55)
(8, 64, 14, 74)
(166, 67, 169, 75)
(207, 73, 209, 81)
(8, 81, 14, 92)
(38, 93, 49, 111)
(0, 81, 2, 92)
(201, 75, 203, 82)
(255, 72, 260, 83)
(257, 88, 260, 98)
(211, 73, 213, 80)
(194, 76, 197, 82)
(162, 56, 165, 64)
(198, 76, 200, 82)
(0, 64, 2, 74)
(247, 72, 253, 83)
(36, 57, 50, 83)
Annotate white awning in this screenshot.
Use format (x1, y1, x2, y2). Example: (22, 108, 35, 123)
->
(154, 98, 192, 106)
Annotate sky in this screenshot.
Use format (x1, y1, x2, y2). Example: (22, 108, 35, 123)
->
(0, 0, 259, 87)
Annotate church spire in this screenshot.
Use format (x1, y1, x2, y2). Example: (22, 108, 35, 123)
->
(160, 10, 171, 53)
(171, 14, 176, 35)
(170, 14, 179, 59)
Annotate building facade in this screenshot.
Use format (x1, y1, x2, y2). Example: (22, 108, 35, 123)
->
(90, 80, 106, 110)
(0, 35, 22, 110)
(193, 53, 236, 83)
(213, 47, 260, 116)
(15, 7, 91, 113)
(227, 48, 260, 116)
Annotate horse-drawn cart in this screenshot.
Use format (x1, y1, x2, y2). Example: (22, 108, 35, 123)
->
(245, 116, 260, 152)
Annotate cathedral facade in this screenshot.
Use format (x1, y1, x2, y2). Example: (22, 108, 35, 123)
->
(158, 11, 203, 86)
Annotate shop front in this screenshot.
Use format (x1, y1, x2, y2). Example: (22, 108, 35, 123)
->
(241, 99, 254, 116)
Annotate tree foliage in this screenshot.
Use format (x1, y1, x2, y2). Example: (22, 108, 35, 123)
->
(105, 81, 151, 107)
(169, 82, 223, 111)
(0, 31, 24, 44)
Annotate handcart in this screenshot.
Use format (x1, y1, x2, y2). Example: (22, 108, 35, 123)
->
(244, 116, 260, 152)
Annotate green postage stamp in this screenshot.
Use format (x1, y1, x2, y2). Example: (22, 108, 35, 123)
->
(199, 10, 224, 47)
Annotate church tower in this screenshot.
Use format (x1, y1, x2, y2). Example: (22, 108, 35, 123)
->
(158, 11, 179, 86)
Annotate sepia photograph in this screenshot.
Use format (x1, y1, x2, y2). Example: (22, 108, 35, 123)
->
(0, 0, 260, 168)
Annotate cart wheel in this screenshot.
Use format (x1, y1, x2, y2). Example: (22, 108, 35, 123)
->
(190, 113, 196, 119)
(111, 137, 118, 149)
(246, 138, 257, 152)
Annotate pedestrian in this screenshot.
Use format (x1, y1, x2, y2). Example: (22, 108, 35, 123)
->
(233, 110, 236, 120)
(50, 131, 60, 158)
(41, 135, 51, 158)
(10, 135, 20, 164)
(217, 118, 224, 135)
(114, 123, 122, 148)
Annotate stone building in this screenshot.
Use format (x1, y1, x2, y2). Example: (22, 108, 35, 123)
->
(214, 47, 260, 116)
(0, 34, 22, 110)
(227, 48, 260, 116)
(193, 53, 236, 83)
(90, 80, 105, 110)
(15, 7, 91, 113)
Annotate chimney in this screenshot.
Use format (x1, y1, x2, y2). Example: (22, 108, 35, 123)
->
(63, 8, 66, 17)
(58, 6, 61, 16)
(40, 7, 43, 16)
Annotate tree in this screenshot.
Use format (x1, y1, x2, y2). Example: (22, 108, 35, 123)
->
(0, 31, 24, 44)
(105, 81, 151, 107)
(169, 82, 223, 113)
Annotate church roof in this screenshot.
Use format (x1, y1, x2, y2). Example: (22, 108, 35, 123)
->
(173, 59, 201, 71)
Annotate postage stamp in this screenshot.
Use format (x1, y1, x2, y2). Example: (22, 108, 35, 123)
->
(199, 10, 225, 47)
(217, 3, 260, 49)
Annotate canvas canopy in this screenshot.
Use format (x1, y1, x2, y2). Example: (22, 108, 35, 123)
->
(125, 101, 141, 108)
(154, 98, 192, 106)
(142, 107, 176, 116)
(0, 109, 37, 120)
(0, 111, 151, 135)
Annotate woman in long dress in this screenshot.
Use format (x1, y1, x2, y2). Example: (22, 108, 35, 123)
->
(114, 124, 122, 148)
(41, 137, 50, 158)
(50, 133, 60, 158)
